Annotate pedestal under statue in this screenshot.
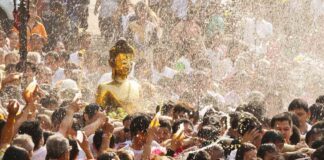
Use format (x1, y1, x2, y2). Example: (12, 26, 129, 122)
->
(96, 40, 141, 114)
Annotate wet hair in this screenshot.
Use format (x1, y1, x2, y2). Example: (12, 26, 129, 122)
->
(316, 95, 324, 104)
(237, 101, 265, 122)
(109, 39, 134, 66)
(311, 138, 324, 149)
(43, 131, 55, 144)
(161, 101, 175, 116)
(97, 151, 120, 160)
(84, 103, 100, 119)
(257, 143, 277, 159)
(93, 129, 115, 151)
(229, 112, 240, 129)
(130, 114, 151, 138)
(288, 98, 309, 112)
(290, 125, 301, 145)
(172, 118, 194, 134)
(198, 125, 220, 143)
(51, 107, 67, 129)
(4, 63, 17, 73)
(284, 152, 309, 160)
(18, 120, 43, 150)
(122, 114, 134, 124)
(305, 121, 324, 146)
(3, 146, 30, 160)
(309, 103, 324, 122)
(40, 96, 59, 109)
(261, 130, 285, 144)
(235, 143, 256, 160)
(173, 102, 194, 118)
(159, 118, 172, 132)
(16, 61, 37, 73)
(45, 51, 59, 61)
(238, 115, 262, 136)
(12, 134, 35, 154)
(285, 112, 300, 128)
(186, 150, 211, 160)
(312, 145, 324, 160)
(270, 113, 293, 128)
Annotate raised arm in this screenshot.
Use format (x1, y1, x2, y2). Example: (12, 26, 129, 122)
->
(0, 100, 19, 149)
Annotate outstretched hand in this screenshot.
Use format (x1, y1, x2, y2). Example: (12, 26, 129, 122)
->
(7, 99, 19, 116)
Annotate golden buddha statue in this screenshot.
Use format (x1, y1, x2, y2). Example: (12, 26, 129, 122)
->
(96, 40, 141, 114)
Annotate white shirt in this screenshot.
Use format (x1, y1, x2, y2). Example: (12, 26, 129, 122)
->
(69, 52, 80, 65)
(52, 67, 65, 87)
(32, 146, 47, 160)
(99, 0, 119, 18)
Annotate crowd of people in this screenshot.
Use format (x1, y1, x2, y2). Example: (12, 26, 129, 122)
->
(0, 0, 324, 160)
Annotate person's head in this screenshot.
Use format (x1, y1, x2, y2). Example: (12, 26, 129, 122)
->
(79, 32, 91, 50)
(309, 103, 324, 124)
(288, 98, 310, 126)
(311, 138, 324, 149)
(36, 65, 52, 84)
(161, 101, 175, 117)
(93, 129, 115, 151)
(172, 118, 194, 137)
(201, 143, 224, 159)
(51, 107, 67, 131)
(16, 61, 37, 80)
(235, 143, 257, 160)
(257, 143, 280, 160)
(130, 114, 151, 147)
(4, 52, 19, 65)
(271, 113, 293, 144)
(284, 152, 309, 160)
(117, 150, 133, 160)
(198, 125, 220, 146)
(83, 103, 100, 123)
(30, 33, 45, 52)
(18, 120, 44, 150)
(50, 1, 65, 15)
(54, 41, 66, 53)
(68, 138, 79, 160)
(40, 96, 58, 110)
(45, 51, 59, 70)
(134, 1, 149, 21)
(37, 114, 52, 131)
(261, 130, 285, 152)
(27, 52, 42, 64)
(238, 115, 263, 148)
(97, 151, 120, 160)
(172, 102, 194, 121)
(316, 95, 324, 104)
(12, 134, 35, 157)
(0, 30, 6, 48)
(289, 125, 301, 145)
(186, 150, 211, 160)
(238, 101, 266, 122)
(305, 121, 324, 146)
(109, 39, 134, 81)
(312, 145, 324, 160)
(46, 134, 70, 160)
(29, 4, 38, 19)
(156, 118, 172, 143)
(8, 31, 19, 50)
(3, 145, 30, 160)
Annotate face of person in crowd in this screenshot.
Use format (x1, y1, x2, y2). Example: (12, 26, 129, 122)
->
(112, 53, 133, 80)
(123, 119, 132, 140)
(9, 32, 19, 50)
(263, 151, 280, 160)
(55, 42, 66, 53)
(5, 54, 19, 65)
(45, 55, 58, 71)
(37, 68, 52, 84)
(290, 108, 310, 125)
(29, 7, 38, 19)
(156, 127, 171, 143)
(243, 149, 257, 160)
(30, 35, 45, 52)
(273, 121, 292, 143)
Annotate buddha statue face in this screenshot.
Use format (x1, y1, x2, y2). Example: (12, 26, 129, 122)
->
(112, 53, 134, 81)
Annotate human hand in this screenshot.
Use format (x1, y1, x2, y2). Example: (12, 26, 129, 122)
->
(69, 93, 83, 112)
(147, 126, 159, 142)
(102, 119, 114, 134)
(77, 131, 90, 151)
(7, 99, 19, 116)
(242, 128, 261, 143)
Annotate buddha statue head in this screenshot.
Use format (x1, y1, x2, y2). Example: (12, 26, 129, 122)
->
(109, 39, 135, 82)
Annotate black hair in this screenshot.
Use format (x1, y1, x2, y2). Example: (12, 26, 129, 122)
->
(116, 150, 133, 160)
(311, 138, 324, 149)
(97, 151, 120, 160)
(309, 103, 324, 122)
(284, 152, 309, 160)
(290, 125, 301, 145)
(130, 114, 151, 138)
(68, 138, 79, 160)
(93, 129, 115, 151)
(40, 96, 59, 109)
(109, 39, 134, 66)
(84, 103, 100, 119)
(261, 130, 285, 144)
(0, 119, 6, 133)
(284, 112, 300, 128)
(316, 95, 324, 104)
(3, 146, 30, 160)
(51, 107, 67, 127)
(238, 115, 262, 136)
(288, 98, 309, 112)
(172, 118, 193, 134)
(238, 101, 266, 122)
(18, 120, 43, 150)
(43, 131, 55, 144)
(161, 101, 175, 116)
(186, 150, 211, 160)
(122, 114, 134, 124)
(45, 51, 59, 61)
(270, 113, 293, 128)
(257, 143, 277, 159)
(197, 125, 220, 142)
(16, 61, 37, 73)
(235, 143, 256, 160)
(4, 63, 17, 73)
(305, 121, 324, 146)
(229, 112, 240, 129)
(173, 102, 194, 118)
(159, 118, 172, 132)
(312, 145, 324, 160)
